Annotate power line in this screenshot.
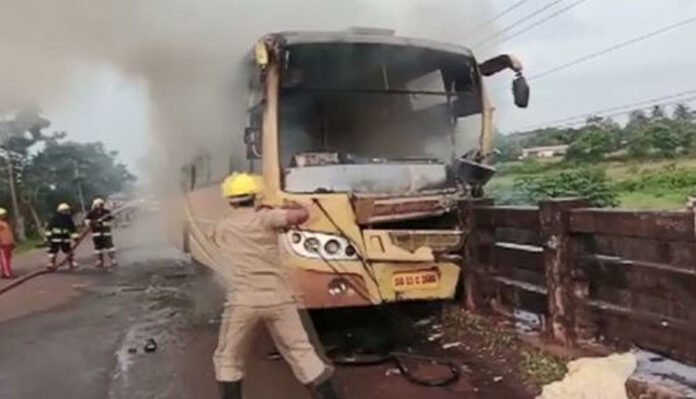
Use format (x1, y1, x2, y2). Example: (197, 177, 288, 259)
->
(515, 89, 696, 131)
(562, 95, 696, 126)
(478, 0, 588, 52)
(474, 0, 568, 48)
(463, 0, 535, 39)
(522, 89, 696, 129)
(528, 15, 696, 81)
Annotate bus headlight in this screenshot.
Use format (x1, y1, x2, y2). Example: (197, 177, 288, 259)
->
(324, 240, 340, 255)
(285, 230, 359, 260)
(304, 237, 321, 253)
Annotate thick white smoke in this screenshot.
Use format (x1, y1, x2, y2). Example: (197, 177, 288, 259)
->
(0, 0, 497, 189)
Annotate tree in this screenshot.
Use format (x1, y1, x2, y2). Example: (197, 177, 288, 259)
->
(648, 123, 681, 158)
(650, 105, 667, 121)
(627, 123, 681, 159)
(673, 103, 693, 123)
(565, 130, 614, 161)
(628, 109, 649, 126)
(0, 106, 51, 240)
(565, 116, 619, 162)
(23, 141, 136, 227)
(514, 168, 619, 207)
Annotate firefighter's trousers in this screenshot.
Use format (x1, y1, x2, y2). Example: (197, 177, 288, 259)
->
(213, 302, 331, 385)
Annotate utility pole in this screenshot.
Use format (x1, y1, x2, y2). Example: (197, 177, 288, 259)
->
(5, 148, 26, 241)
(73, 160, 86, 215)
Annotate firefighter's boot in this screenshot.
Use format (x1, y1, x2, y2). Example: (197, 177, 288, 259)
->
(109, 253, 118, 267)
(309, 380, 341, 399)
(47, 256, 57, 271)
(68, 253, 78, 269)
(219, 380, 242, 399)
(95, 254, 104, 268)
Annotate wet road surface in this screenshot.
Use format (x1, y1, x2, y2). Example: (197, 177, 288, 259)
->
(0, 214, 529, 399)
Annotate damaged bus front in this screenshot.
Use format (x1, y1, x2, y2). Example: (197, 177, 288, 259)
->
(185, 29, 529, 309)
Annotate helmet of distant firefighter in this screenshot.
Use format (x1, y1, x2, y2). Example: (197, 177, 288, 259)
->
(92, 197, 105, 209)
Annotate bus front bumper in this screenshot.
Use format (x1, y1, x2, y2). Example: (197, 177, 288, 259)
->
(291, 260, 461, 309)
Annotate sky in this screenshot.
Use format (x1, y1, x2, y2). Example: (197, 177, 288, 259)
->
(41, 0, 696, 175)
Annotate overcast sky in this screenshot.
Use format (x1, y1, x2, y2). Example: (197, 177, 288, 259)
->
(43, 0, 696, 174)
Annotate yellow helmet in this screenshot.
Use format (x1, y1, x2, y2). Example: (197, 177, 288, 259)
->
(57, 203, 71, 212)
(221, 173, 262, 199)
(0, 208, 7, 217)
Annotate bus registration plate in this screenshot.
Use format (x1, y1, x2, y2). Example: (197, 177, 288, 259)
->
(391, 269, 439, 292)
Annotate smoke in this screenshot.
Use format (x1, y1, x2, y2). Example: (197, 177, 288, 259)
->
(0, 0, 498, 190)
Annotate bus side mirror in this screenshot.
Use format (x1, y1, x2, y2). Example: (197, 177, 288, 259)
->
(479, 54, 530, 109)
(512, 73, 530, 108)
(244, 127, 262, 159)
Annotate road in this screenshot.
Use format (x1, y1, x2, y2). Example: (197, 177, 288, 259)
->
(0, 213, 529, 399)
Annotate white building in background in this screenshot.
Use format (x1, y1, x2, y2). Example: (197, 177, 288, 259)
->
(520, 144, 569, 160)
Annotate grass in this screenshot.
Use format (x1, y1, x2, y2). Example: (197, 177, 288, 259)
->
(15, 236, 44, 254)
(441, 307, 568, 392)
(489, 156, 696, 210)
(520, 349, 568, 386)
(617, 191, 687, 210)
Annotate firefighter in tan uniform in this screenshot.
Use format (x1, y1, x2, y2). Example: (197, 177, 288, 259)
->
(212, 173, 341, 399)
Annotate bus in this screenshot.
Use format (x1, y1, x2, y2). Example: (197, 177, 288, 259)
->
(180, 28, 529, 309)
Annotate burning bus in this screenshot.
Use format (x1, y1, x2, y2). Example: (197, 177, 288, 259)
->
(180, 28, 529, 309)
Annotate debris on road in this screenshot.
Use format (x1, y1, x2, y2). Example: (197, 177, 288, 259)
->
(385, 368, 402, 376)
(442, 342, 462, 350)
(427, 332, 443, 342)
(128, 347, 138, 354)
(493, 376, 504, 383)
(144, 338, 157, 353)
(413, 318, 433, 328)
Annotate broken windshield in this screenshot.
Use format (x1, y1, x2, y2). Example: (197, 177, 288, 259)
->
(278, 43, 483, 188)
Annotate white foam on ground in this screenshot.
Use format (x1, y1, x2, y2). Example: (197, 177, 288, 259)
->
(538, 352, 637, 399)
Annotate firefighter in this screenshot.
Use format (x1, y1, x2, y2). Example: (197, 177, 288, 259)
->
(212, 173, 340, 399)
(85, 197, 117, 268)
(0, 208, 15, 279)
(46, 203, 79, 270)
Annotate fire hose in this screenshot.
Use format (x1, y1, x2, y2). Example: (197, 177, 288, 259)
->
(182, 198, 461, 388)
(327, 346, 461, 387)
(0, 201, 140, 296)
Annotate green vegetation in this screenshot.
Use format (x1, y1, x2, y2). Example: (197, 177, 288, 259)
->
(520, 349, 568, 386)
(0, 106, 135, 240)
(490, 103, 696, 209)
(14, 236, 44, 254)
(514, 169, 619, 207)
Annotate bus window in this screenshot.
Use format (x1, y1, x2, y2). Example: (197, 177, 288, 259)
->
(246, 104, 264, 173)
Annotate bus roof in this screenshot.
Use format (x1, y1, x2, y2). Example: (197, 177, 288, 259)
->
(268, 30, 475, 58)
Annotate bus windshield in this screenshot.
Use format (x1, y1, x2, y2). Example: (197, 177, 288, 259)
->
(278, 43, 483, 194)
